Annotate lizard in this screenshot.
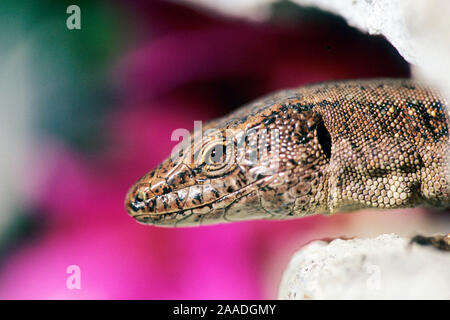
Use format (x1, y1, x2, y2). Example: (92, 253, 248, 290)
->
(124, 78, 450, 247)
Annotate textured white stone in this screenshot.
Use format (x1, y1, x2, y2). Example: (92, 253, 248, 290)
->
(278, 234, 450, 299)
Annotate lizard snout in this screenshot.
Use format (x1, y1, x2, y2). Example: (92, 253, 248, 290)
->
(125, 161, 228, 226)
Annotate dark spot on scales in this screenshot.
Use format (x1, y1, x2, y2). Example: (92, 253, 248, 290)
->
(433, 101, 444, 112)
(148, 199, 157, 212)
(331, 101, 341, 108)
(299, 135, 310, 144)
(130, 201, 145, 212)
(270, 110, 280, 116)
(290, 103, 314, 113)
(191, 163, 205, 176)
(319, 100, 328, 107)
(194, 193, 202, 203)
(255, 174, 265, 180)
(410, 100, 448, 142)
(264, 117, 275, 126)
(436, 127, 449, 139)
(161, 197, 168, 209)
(401, 84, 416, 90)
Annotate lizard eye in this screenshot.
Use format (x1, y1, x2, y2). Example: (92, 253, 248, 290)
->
(205, 143, 226, 165)
(200, 141, 236, 177)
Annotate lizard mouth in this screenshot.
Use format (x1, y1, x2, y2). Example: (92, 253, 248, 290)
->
(126, 176, 275, 227)
(131, 208, 207, 227)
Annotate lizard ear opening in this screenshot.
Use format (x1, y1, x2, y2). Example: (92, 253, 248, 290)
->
(317, 118, 331, 159)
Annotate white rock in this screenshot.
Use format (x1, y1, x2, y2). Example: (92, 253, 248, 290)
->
(278, 234, 450, 299)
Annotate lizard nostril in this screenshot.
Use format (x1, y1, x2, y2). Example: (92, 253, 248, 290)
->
(317, 118, 332, 159)
(136, 190, 146, 202)
(127, 185, 149, 213)
(129, 194, 146, 212)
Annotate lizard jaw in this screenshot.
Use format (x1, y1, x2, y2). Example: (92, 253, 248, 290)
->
(125, 174, 281, 226)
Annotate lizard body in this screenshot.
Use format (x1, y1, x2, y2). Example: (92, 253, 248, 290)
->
(125, 79, 450, 227)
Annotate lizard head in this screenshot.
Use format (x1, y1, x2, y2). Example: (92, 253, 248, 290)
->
(125, 90, 332, 226)
(125, 79, 450, 227)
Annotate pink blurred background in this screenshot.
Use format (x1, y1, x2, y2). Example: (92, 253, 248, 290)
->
(1, 0, 443, 299)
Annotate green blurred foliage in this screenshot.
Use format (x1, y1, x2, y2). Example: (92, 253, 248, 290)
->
(0, 0, 127, 151)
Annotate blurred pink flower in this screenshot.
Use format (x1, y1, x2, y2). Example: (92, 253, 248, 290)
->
(0, 215, 268, 299)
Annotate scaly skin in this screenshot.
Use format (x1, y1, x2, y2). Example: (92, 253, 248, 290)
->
(125, 79, 450, 227)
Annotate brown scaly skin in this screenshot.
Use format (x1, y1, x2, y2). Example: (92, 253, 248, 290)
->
(125, 79, 450, 228)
